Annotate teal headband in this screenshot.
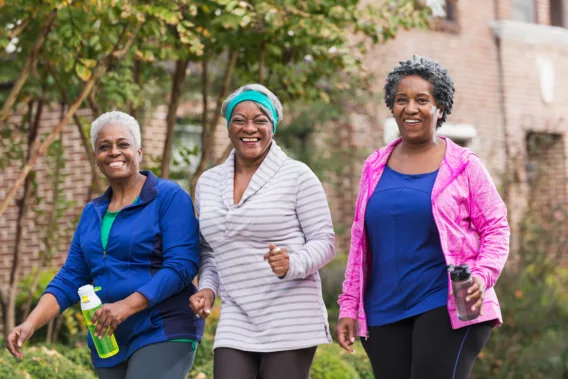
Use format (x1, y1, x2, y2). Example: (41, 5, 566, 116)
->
(226, 91, 278, 134)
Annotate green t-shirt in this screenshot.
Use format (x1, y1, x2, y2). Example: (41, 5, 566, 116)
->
(100, 196, 196, 347)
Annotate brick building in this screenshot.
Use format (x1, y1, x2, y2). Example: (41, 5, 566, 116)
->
(1, 0, 568, 286)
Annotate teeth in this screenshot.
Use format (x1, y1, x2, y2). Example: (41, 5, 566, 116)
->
(242, 138, 259, 142)
(109, 162, 124, 168)
(405, 119, 420, 123)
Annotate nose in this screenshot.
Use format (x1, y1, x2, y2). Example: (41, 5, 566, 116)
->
(405, 99, 419, 114)
(109, 144, 121, 156)
(243, 120, 257, 133)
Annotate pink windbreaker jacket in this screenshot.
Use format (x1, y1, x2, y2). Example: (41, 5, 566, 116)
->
(338, 137, 510, 337)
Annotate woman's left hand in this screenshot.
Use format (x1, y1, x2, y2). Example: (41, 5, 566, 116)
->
(263, 243, 289, 278)
(91, 300, 132, 338)
(466, 276, 485, 316)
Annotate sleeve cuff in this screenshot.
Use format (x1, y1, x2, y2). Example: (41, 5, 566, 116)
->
(338, 308, 358, 320)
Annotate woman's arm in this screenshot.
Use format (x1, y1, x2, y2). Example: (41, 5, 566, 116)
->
(280, 166, 335, 281)
(8, 207, 92, 358)
(337, 160, 369, 320)
(467, 155, 510, 290)
(135, 186, 200, 308)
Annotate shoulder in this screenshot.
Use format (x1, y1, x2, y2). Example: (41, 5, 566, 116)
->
(198, 165, 224, 187)
(282, 158, 320, 184)
(155, 177, 190, 200)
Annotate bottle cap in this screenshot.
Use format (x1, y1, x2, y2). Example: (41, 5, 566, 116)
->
(447, 264, 471, 281)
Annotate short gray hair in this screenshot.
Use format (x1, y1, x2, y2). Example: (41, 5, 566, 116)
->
(90, 111, 142, 150)
(221, 84, 283, 125)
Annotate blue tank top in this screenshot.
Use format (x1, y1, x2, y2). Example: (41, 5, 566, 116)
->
(364, 165, 448, 327)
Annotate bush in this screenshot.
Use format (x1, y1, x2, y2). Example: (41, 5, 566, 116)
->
(310, 343, 361, 379)
(0, 345, 96, 379)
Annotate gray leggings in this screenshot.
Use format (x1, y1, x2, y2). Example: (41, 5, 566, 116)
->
(96, 341, 198, 379)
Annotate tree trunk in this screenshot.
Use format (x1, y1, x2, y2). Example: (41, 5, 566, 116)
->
(3, 98, 42, 338)
(190, 50, 238, 198)
(258, 41, 266, 85)
(0, 21, 141, 217)
(73, 113, 101, 197)
(160, 58, 190, 178)
(0, 9, 57, 123)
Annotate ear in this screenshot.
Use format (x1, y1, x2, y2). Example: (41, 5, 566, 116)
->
(438, 107, 445, 120)
(137, 147, 143, 163)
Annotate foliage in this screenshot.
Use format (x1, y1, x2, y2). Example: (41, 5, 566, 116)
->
(0, 345, 96, 379)
(310, 343, 362, 379)
(471, 209, 568, 379)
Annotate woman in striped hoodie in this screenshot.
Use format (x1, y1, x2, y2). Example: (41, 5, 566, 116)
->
(336, 56, 510, 379)
(189, 84, 335, 379)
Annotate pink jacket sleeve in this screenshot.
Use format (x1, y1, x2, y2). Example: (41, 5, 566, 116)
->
(467, 155, 510, 290)
(338, 161, 368, 320)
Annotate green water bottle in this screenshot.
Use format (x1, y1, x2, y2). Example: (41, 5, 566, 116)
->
(78, 284, 119, 358)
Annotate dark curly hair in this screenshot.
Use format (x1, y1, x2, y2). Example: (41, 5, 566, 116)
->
(384, 55, 455, 128)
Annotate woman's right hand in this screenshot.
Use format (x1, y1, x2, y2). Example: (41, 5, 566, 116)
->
(336, 317, 357, 353)
(189, 289, 215, 319)
(6, 321, 35, 358)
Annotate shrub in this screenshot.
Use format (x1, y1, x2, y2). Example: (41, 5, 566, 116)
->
(310, 343, 361, 379)
(0, 345, 96, 379)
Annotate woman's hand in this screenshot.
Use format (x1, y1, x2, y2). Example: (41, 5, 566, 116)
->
(466, 276, 485, 315)
(91, 300, 133, 338)
(6, 321, 35, 358)
(263, 243, 290, 278)
(336, 317, 357, 353)
(189, 289, 215, 319)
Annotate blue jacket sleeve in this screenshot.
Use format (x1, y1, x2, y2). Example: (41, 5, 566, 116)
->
(136, 187, 200, 308)
(44, 206, 92, 312)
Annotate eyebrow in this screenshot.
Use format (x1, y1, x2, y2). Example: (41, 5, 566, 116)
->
(232, 112, 268, 119)
(97, 137, 131, 145)
(395, 92, 431, 96)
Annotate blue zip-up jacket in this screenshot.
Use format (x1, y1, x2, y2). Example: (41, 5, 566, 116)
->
(45, 171, 205, 368)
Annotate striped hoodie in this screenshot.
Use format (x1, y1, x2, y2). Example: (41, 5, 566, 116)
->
(196, 141, 335, 352)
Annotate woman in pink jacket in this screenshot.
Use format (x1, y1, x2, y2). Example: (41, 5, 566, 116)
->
(336, 56, 510, 379)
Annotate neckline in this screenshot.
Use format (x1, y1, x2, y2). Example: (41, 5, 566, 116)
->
(385, 165, 439, 177)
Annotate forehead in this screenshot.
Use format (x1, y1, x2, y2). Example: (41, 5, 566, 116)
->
(96, 123, 133, 142)
(395, 75, 433, 94)
(232, 101, 266, 116)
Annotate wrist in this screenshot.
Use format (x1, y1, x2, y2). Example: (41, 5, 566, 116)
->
(123, 292, 150, 316)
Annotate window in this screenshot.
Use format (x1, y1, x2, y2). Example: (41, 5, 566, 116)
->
(512, 0, 536, 23)
(382, 118, 477, 147)
(550, 0, 565, 27)
(171, 123, 202, 189)
(426, 0, 457, 21)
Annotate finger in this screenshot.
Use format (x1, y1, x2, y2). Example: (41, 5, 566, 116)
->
(348, 325, 355, 344)
(91, 308, 103, 324)
(465, 289, 481, 302)
(268, 243, 277, 251)
(467, 282, 479, 294)
(339, 336, 354, 353)
(95, 315, 109, 337)
(6, 332, 19, 356)
(472, 298, 483, 312)
(203, 298, 213, 315)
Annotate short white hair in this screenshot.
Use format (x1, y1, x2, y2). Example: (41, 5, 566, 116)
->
(90, 111, 142, 150)
(221, 84, 283, 125)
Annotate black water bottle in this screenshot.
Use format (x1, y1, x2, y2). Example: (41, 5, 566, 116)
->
(447, 264, 480, 321)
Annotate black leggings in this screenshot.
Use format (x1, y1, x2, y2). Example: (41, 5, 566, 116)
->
(361, 306, 492, 379)
(213, 346, 317, 379)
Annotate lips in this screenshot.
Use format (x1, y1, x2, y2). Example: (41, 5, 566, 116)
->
(240, 137, 261, 145)
(108, 161, 125, 168)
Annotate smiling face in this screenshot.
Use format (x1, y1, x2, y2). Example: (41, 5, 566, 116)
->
(392, 75, 443, 144)
(228, 101, 273, 162)
(94, 123, 142, 181)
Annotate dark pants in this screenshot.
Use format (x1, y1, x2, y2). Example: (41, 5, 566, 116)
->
(214, 346, 317, 379)
(361, 306, 492, 379)
(96, 341, 198, 379)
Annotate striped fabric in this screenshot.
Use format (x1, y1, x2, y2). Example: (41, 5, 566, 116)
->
(196, 141, 335, 352)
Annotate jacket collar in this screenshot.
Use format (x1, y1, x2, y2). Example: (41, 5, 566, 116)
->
(367, 137, 472, 201)
(93, 171, 159, 216)
(220, 140, 288, 208)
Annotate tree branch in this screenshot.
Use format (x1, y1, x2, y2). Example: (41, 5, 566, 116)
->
(0, 21, 141, 217)
(258, 40, 266, 85)
(189, 49, 238, 197)
(0, 9, 57, 123)
(160, 57, 190, 178)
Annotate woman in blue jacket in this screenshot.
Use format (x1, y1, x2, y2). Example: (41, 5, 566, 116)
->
(6, 111, 204, 379)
